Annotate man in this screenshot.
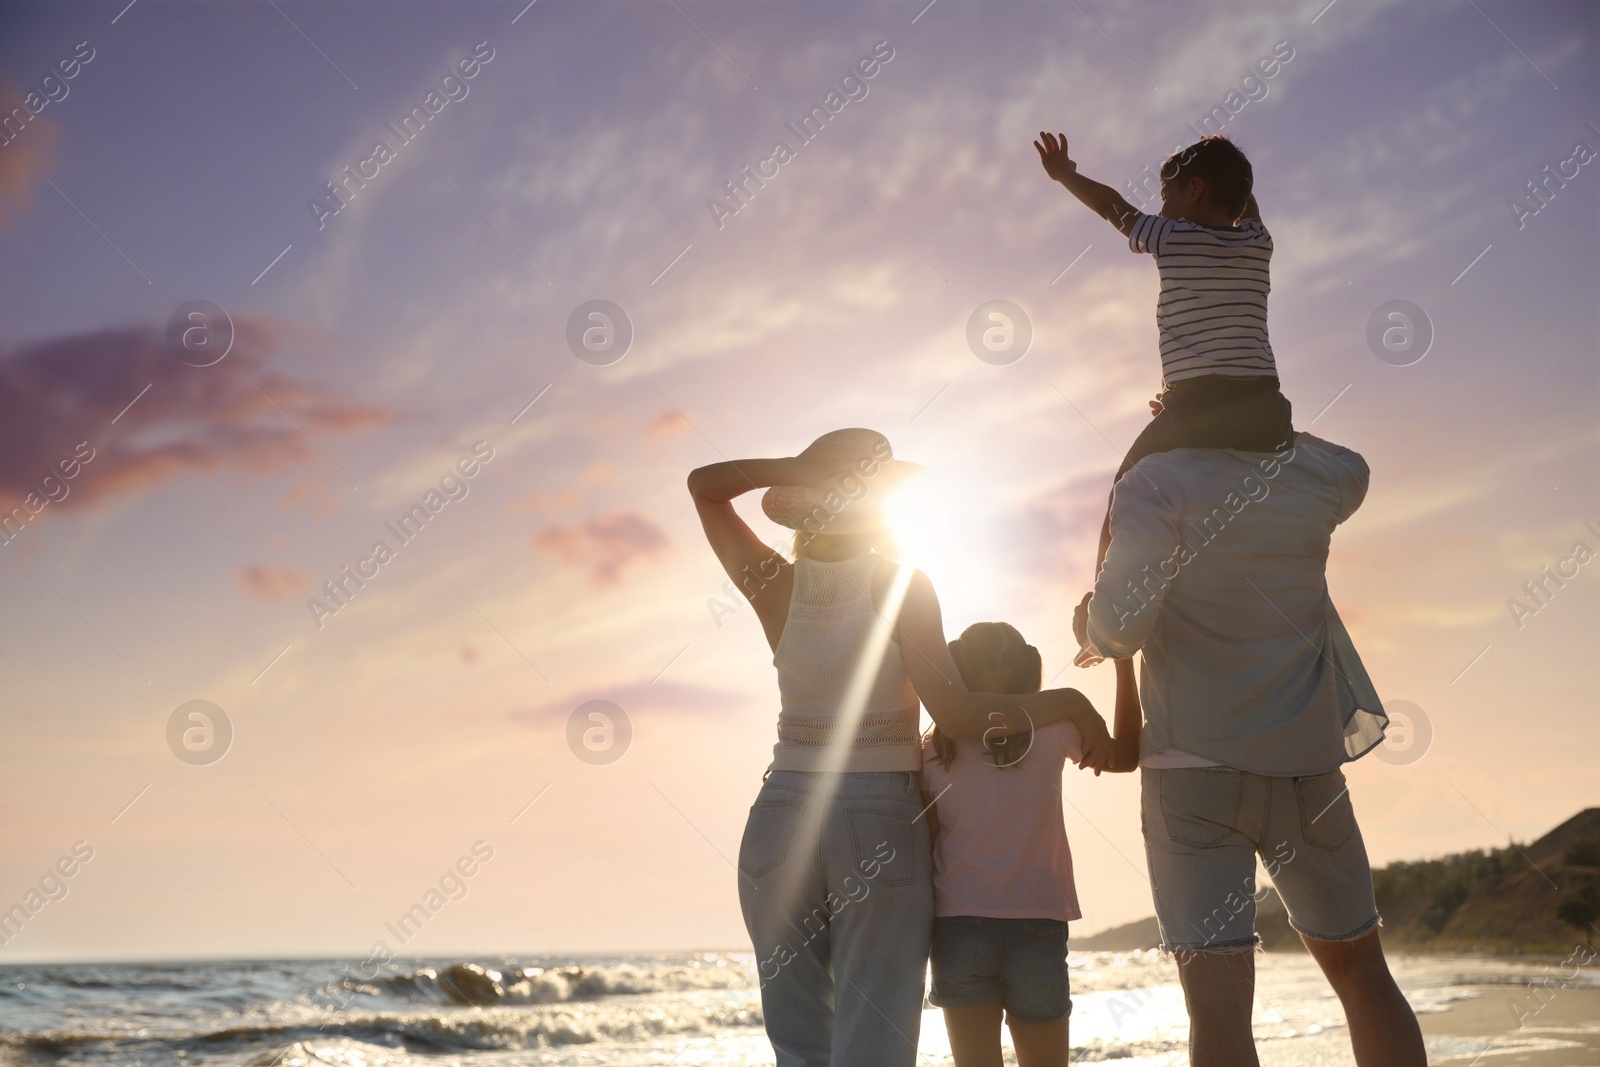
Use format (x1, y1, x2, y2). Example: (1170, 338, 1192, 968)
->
(1077, 431, 1425, 1067)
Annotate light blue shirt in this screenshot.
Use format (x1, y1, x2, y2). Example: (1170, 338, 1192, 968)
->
(1087, 433, 1388, 777)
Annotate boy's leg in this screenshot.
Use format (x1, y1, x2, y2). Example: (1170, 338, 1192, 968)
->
(943, 1003, 1006, 1067)
(1095, 377, 1292, 575)
(1095, 403, 1189, 574)
(1191, 378, 1292, 452)
(1300, 929, 1426, 1067)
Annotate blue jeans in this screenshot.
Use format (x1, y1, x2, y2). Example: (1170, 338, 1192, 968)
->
(738, 770, 932, 1067)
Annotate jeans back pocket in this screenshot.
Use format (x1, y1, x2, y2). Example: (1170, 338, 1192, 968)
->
(1022, 920, 1069, 993)
(845, 809, 919, 887)
(1158, 768, 1245, 849)
(1295, 769, 1355, 850)
(931, 916, 983, 982)
(739, 800, 805, 880)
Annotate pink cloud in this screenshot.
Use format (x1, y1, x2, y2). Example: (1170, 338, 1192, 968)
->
(0, 87, 59, 230)
(0, 320, 394, 519)
(234, 565, 311, 601)
(645, 408, 688, 439)
(533, 510, 669, 584)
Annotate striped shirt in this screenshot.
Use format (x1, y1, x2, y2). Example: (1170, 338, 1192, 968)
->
(1128, 213, 1277, 384)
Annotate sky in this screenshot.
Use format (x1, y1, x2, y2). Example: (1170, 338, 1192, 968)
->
(0, 0, 1594, 963)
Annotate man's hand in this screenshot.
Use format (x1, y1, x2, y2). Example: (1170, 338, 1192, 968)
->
(1073, 591, 1092, 649)
(1072, 591, 1104, 668)
(1034, 131, 1078, 184)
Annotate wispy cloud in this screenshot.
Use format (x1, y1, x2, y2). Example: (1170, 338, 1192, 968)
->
(534, 510, 670, 584)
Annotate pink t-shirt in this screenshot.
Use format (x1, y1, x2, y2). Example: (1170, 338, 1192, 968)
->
(921, 722, 1083, 922)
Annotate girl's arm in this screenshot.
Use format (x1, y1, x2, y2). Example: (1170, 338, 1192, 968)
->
(1103, 657, 1144, 774)
(894, 568, 1113, 770)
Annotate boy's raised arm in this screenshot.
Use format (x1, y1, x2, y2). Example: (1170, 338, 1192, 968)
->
(1035, 131, 1141, 236)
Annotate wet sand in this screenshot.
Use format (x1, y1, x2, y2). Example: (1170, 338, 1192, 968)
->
(1420, 986, 1600, 1065)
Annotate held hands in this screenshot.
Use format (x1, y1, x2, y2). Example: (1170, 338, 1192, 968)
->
(1075, 710, 1114, 774)
(1033, 131, 1078, 184)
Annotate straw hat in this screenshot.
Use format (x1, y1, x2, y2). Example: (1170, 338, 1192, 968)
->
(761, 428, 922, 535)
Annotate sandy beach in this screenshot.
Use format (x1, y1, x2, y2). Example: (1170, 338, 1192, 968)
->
(1418, 985, 1600, 1065)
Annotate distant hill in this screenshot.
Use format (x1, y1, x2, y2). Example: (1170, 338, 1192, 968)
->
(1075, 915, 1160, 952)
(1076, 808, 1600, 955)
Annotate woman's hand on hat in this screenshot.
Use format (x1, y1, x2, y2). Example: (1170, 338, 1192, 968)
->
(792, 448, 866, 491)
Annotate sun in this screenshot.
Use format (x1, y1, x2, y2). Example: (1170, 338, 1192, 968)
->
(882, 471, 981, 588)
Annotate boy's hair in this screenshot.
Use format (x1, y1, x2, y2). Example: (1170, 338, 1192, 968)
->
(1162, 135, 1253, 217)
(929, 622, 1042, 770)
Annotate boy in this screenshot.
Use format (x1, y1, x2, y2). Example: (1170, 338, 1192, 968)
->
(1036, 131, 1293, 650)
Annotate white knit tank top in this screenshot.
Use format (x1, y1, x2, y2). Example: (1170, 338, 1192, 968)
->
(769, 555, 923, 773)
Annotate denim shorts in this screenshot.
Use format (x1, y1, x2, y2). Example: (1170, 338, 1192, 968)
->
(928, 915, 1071, 1023)
(1141, 766, 1380, 954)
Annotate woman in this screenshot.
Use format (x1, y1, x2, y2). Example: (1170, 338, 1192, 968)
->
(687, 427, 1112, 1067)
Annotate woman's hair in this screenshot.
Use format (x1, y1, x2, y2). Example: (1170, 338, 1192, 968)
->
(929, 622, 1042, 770)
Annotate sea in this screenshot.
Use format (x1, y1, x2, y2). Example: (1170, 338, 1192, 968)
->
(1, 951, 1593, 1066)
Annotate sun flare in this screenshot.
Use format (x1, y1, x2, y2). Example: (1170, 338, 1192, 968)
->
(883, 471, 980, 588)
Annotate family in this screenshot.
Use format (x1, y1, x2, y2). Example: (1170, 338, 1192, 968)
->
(687, 132, 1427, 1066)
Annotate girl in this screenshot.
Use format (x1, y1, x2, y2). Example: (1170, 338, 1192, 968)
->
(923, 623, 1143, 1066)
(687, 428, 1113, 1067)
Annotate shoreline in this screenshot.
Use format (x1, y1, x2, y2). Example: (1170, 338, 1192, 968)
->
(1418, 986, 1600, 1064)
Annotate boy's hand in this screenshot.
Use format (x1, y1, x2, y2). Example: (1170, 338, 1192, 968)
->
(1034, 131, 1078, 184)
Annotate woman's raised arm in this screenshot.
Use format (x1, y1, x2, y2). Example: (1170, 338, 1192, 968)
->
(686, 459, 812, 648)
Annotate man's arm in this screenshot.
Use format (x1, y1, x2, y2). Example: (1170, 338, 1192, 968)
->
(1086, 468, 1184, 659)
(1035, 131, 1141, 236)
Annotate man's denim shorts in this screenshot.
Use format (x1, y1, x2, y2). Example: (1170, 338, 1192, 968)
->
(1141, 766, 1380, 954)
(928, 915, 1071, 1023)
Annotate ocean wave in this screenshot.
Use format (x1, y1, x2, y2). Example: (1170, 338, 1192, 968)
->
(358, 960, 755, 1006)
(5, 994, 765, 1061)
